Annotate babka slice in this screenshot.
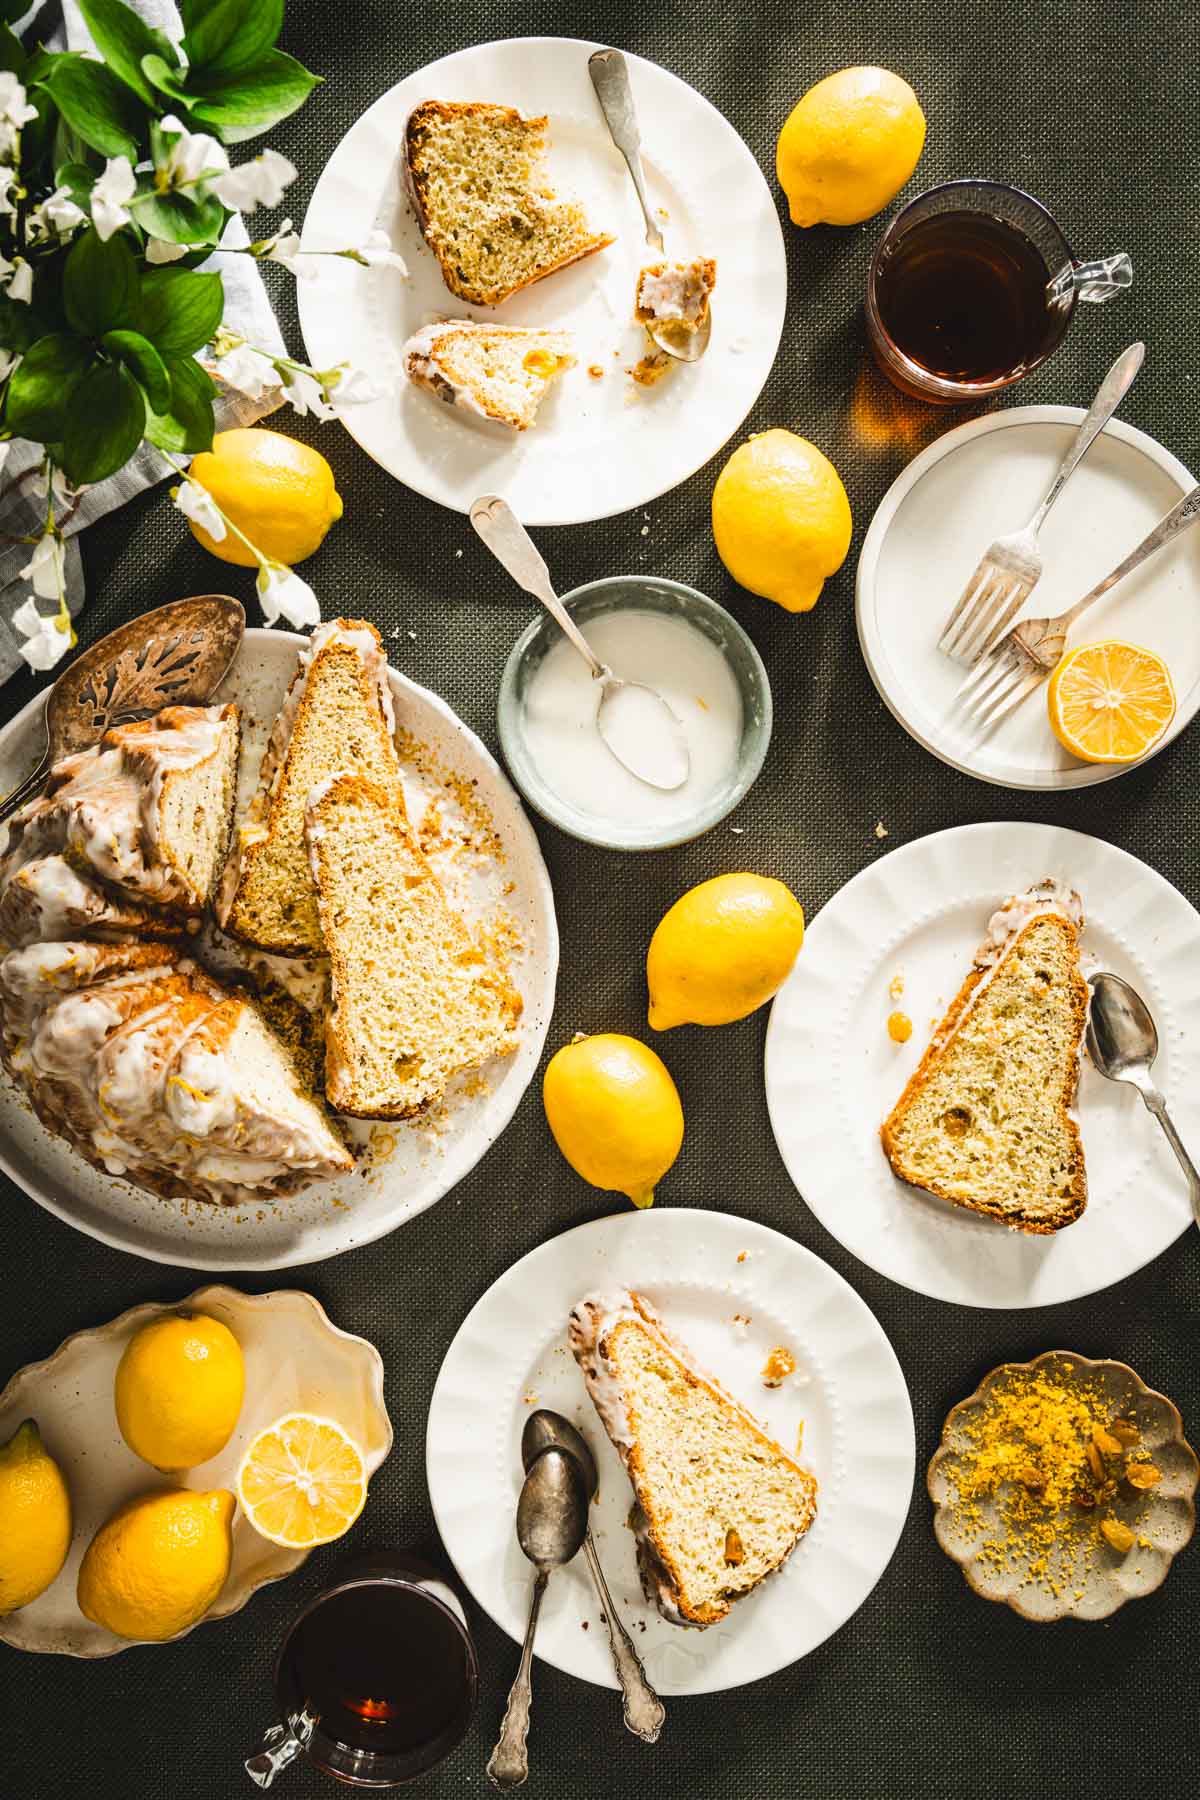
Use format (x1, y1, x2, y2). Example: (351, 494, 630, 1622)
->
(404, 321, 575, 429)
(569, 1290, 818, 1628)
(304, 772, 521, 1118)
(219, 621, 403, 956)
(880, 880, 1088, 1233)
(0, 855, 179, 950)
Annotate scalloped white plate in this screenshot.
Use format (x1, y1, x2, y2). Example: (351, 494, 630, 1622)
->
(765, 822, 1200, 1309)
(0, 629, 558, 1269)
(296, 37, 786, 524)
(426, 1209, 914, 1694)
(0, 1287, 392, 1657)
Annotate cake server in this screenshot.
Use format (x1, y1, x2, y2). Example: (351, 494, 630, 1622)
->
(522, 1410, 665, 1744)
(0, 594, 245, 825)
(1087, 971, 1200, 1230)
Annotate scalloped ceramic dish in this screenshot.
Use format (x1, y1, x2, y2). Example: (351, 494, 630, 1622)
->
(928, 1350, 1198, 1622)
(0, 1287, 392, 1657)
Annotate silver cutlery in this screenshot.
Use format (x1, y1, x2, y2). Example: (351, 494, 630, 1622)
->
(955, 481, 1200, 735)
(938, 342, 1144, 665)
(521, 1410, 664, 1744)
(1087, 971, 1200, 1229)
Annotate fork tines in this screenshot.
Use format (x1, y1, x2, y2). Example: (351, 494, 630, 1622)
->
(954, 639, 1043, 735)
(938, 559, 1036, 666)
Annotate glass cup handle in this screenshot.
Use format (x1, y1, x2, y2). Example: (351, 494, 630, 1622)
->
(244, 1710, 317, 1789)
(1070, 251, 1134, 304)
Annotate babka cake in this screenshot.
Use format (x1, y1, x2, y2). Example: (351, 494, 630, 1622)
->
(218, 621, 402, 956)
(569, 1290, 818, 1628)
(404, 321, 575, 430)
(880, 879, 1088, 1233)
(635, 258, 717, 336)
(304, 771, 521, 1117)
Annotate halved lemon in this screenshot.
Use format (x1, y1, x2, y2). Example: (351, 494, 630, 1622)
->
(236, 1414, 367, 1548)
(1047, 639, 1176, 765)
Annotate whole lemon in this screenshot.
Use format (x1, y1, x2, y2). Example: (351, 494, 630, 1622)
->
(115, 1313, 245, 1472)
(185, 428, 343, 566)
(543, 1033, 684, 1209)
(0, 1419, 72, 1612)
(777, 67, 926, 227)
(77, 1487, 235, 1642)
(712, 429, 851, 612)
(648, 874, 805, 1030)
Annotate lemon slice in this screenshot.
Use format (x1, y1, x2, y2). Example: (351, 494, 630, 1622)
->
(237, 1414, 367, 1548)
(1047, 640, 1176, 765)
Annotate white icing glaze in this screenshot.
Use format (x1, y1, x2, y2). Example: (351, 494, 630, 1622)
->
(636, 260, 715, 325)
(402, 321, 572, 427)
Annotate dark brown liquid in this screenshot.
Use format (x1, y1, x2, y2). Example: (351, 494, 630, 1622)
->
(874, 212, 1055, 383)
(284, 1584, 471, 1755)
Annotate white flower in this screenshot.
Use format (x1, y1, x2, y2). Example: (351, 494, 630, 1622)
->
(5, 255, 32, 302)
(27, 185, 87, 242)
(156, 114, 229, 190)
(145, 235, 189, 264)
(0, 348, 19, 383)
(19, 530, 67, 601)
(211, 148, 296, 213)
(213, 343, 282, 402)
(348, 228, 408, 273)
(0, 440, 10, 476)
(280, 367, 337, 421)
(12, 597, 72, 672)
(251, 218, 303, 270)
(90, 156, 137, 240)
(323, 363, 382, 407)
(256, 562, 319, 629)
(172, 478, 227, 542)
(0, 73, 38, 132)
(29, 462, 82, 506)
(0, 167, 18, 218)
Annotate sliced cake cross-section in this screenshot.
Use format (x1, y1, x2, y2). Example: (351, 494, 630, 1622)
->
(404, 321, 575, 430)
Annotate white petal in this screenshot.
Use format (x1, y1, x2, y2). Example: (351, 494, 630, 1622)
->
(12, 600, 71, 671)
(327, 364, 382, 407)
(18, 533, 66, 600)
(256, 563, 319, 629)
(6, 258, 33, 303)
(173, 480, 227, 541)
(211, 148, 298, 214)
(213, 344, 281, 401)
(281, 368, 337, 422)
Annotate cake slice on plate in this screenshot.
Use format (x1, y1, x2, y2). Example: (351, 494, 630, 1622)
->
(303, 772, 521, 1118)
(218, 621, 402, 956)
(569, 1289, 818, 1628)
(404, 321, 575, 429)
(880, 879, 1088, 1233)
(635, 258, 717, 337)
(404, 100, 613, 306)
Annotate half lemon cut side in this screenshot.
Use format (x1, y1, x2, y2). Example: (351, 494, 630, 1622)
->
(1047, 639, 1176, 765)
(237, 1413, 368, 1548)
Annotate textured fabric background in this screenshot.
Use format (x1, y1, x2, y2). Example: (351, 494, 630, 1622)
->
(2, 3, 1199, 1796)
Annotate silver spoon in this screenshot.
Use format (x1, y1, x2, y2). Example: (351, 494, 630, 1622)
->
(469, 495, 690, 791)
(487, 1447, 589, 1791)
(521, 1411, 664, 1744)
(0, 594, 245, 825)
(1087, 971, 1200, 1229)
(588, 48, 712, 363)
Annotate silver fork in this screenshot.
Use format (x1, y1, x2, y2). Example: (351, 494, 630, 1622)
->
(938, 341, 1145, 665)
(956, 482, 1200, 735)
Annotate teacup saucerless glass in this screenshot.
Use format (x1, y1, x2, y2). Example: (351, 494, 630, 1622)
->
(244, 1552, 479, 1789)
(865, 179, 1132, 403)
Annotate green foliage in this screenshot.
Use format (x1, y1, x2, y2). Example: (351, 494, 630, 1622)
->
(42, 55, 147, 159)
(63, 227, 140, 335)
(139, 268, 226, 354)
(62, 359, 147, 483)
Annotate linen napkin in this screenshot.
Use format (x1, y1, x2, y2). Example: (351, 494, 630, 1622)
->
(0, 0, 288, 684)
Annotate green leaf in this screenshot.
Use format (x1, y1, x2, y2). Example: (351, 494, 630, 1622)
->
(63, 228, 141, 337)
(5, 333, 95, 440)
(44, 56, 145, 160)
(130, 185, 227, 247)
(0, 21, 25, 74)
(140, 52, 191, 105)
(138, 267, 225, 354)
(55, 160, 101, 209)
(76, 0, 179, 109)
(0, 296, 44, 355)
(188, 49, 320, 143)
(144, 354, 216, 454)
(62, 358, 146, 483)
(102, 328, 171, 412)
(0, 0, 29, 22)
(182, 0, 283, 75)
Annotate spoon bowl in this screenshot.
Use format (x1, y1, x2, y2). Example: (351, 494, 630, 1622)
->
(521, 1410, 599, 1498)
(515, 1446, 589, 1570)
(1087, 971, 1200, 1229)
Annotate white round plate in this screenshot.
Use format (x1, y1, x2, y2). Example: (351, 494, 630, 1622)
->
(0, 629, 557, 1269)
(765, 822, 1199, 1309)
(0, 1286, 392, 1656)
(426, 1208, 914, 1694)
(856, 407, 1200, 788)
(297, 36, 786, 525)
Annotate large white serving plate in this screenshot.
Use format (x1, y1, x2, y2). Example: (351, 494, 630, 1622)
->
(426, 1209, 914, 1695)
(0, 629, 558, 1269)
(765, 822, 1200, 1308)
(297, 36, 786, 525)
(0, 1286, 392, 1656)
(856, 407, 1200, 788)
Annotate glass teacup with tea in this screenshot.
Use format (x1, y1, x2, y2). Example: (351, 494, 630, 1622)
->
(865, 179, 1131, 402)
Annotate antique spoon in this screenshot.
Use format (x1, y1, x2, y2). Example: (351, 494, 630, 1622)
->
(588, 47, 711, 363)
(1087, 971, 1200, 1229)
(487, 1447, 589, 1790)
(469, 495, 690, 791)
(521, 1411, 665, 1743)
(0, 594, 245, 825)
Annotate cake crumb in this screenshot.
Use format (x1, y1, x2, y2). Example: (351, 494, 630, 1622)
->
(736, 1251, 748, 1264)
(795, 1419, 806, 1454)
(730, 1312, 752, 1338)
(875, 820, 889, 839)
(587, 364, 605, 379)
(630, 349, 672, 387)
(522, 1391, 538, 1406)
(761, 1346, 796, 1389)
(888, 972, 905, 1001)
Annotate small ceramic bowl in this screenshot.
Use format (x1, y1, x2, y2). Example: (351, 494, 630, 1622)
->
(497, 575, 772, 851)
(928, 1350, 1198, 1622)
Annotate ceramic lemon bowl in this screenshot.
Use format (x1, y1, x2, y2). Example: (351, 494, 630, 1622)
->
(928, 1350, 1197, 1622)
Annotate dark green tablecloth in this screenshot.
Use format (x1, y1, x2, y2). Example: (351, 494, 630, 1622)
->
(3, 2, 1198, 1795)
